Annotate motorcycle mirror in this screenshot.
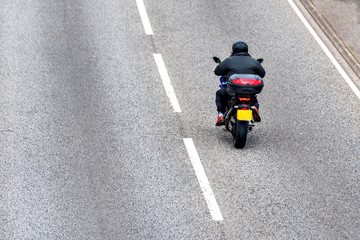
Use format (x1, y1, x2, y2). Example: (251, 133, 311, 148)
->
(213, 56, 221, 63)
(257, 58, 264, 63)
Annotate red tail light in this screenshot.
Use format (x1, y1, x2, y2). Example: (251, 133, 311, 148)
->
(238, 97, 250, 101)
(232, 78, 263, 85)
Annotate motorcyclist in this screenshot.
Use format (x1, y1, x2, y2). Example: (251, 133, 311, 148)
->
(214, 40, 266, 126)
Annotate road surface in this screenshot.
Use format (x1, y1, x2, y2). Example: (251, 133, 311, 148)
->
(0, 0, 359, 239)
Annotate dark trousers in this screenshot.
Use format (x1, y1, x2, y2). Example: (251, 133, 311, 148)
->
(215, 88, 259, 113)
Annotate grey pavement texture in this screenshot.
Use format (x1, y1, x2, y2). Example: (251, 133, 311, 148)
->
(310, 0, 360, 62)
(1, 0, 360, 239)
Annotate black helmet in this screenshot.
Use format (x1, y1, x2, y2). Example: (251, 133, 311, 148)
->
(232, 40, 248, 53)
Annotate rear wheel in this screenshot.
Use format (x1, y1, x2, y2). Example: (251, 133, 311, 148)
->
(233, 120, 248, 149)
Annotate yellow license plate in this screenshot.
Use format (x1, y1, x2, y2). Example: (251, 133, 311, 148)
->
(237, 109, 252, 120)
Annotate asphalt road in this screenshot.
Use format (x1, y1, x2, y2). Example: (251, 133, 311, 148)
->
(1, 0, 360, 239)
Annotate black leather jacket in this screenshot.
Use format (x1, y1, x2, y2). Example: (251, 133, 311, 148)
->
(214, 53, 266, 80)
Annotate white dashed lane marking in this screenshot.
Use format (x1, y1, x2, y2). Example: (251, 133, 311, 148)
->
(137, 1, 222, 221)
(153, 53, 182, 113)
(183, 138, 224, 222)
(136, 0, 154, 35)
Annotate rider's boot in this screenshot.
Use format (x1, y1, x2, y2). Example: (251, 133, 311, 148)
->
(251, 106, 261, 122)
(216, 112, 225, 126)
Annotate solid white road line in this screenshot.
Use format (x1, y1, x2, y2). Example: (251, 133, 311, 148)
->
(183, 138, 224, 221)
(136, 0, 154, 35)
(287, 0, 360, 100)
(153, 54, 182, 113)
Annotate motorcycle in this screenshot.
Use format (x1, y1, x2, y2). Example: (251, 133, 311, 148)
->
(213, 56, 264, 149)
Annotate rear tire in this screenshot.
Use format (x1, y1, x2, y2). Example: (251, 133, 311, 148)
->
(233, 120, 248, 149)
